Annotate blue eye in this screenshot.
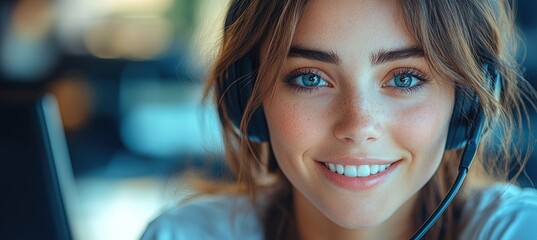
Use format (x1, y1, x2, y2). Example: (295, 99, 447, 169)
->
(283, 69, 330, 92)
(385, 68, 429, 94)
(296, 73, 328, 87)
(389, 74, 420, 88)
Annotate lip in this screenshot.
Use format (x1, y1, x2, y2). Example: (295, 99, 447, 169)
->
(316, 159, 401, 191)
(316, 156, 397, 166)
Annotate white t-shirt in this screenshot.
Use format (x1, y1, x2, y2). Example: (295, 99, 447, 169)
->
(141, 184, 537, 240)
(458, 184, 537, 239)
(141, 194, 262, 240)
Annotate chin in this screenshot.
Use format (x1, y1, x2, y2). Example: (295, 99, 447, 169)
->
(320, 202, 396, 229)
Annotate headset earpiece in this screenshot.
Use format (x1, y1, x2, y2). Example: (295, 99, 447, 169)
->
(445, 64, 501, 150)
(218, 0, 269, 142)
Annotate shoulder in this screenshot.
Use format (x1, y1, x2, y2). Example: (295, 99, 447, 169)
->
(140, 194, 263, 240)
(459, 183, 537, 240)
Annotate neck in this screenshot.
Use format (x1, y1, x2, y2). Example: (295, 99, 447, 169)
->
(293, 189, 418, 240)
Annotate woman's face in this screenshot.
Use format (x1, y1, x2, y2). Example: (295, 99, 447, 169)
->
(263, 0, 454, 234)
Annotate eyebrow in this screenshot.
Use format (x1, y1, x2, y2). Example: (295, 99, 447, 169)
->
(371, 47, 424, 65)
(288, 46, 340, 64)
(288, 45, 425, 66)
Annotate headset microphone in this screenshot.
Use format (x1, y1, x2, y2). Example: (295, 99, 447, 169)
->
(410, 102, 483, 240)
(410, 64, 500, 240)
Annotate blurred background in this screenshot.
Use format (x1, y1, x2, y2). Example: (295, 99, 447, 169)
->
(0, 0, 535, 239)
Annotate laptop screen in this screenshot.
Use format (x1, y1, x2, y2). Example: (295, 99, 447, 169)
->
(0, 91, 75, 240)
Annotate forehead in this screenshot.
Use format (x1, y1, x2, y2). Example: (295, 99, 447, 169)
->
(293, 0, 416, 57)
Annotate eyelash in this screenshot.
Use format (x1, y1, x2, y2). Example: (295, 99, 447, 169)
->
(282, 67, 431, 94)
(282, 68, 330, 93)
(385, 68, 430, 95)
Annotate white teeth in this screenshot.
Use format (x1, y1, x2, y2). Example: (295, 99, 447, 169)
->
(380, 165, 387, 171)
(336, 164, 345, 174)
(357, 165, 371, 177)
(328, 163, 336, 172)
(370, 165, 379, 174)
(344, 166, 357, 177)
(325, 163, 392, 177)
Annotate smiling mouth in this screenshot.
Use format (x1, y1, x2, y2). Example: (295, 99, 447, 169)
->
(323, 163, 393, 178)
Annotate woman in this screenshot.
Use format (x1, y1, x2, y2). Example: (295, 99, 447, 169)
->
(142, 0, 537, 239)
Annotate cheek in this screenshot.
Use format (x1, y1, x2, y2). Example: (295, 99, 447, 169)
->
(266, 103, 302, 143)
(391, 95, 453, 168)
(265, 101, 317, 155)
(264, 95, 333, 168)
(399, 105, 450, 146)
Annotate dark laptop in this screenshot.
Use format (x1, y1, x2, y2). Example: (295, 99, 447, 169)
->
(0, 89, 75, 240)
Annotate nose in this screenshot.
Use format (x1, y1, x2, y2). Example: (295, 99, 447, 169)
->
(333, 90, 382, 144)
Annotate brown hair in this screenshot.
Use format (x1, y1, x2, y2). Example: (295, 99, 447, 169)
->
(199, 0, 536, 239)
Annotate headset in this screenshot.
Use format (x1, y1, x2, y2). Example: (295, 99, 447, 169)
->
(218, 1, 502, 239)
(409, 65, 501, 239)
